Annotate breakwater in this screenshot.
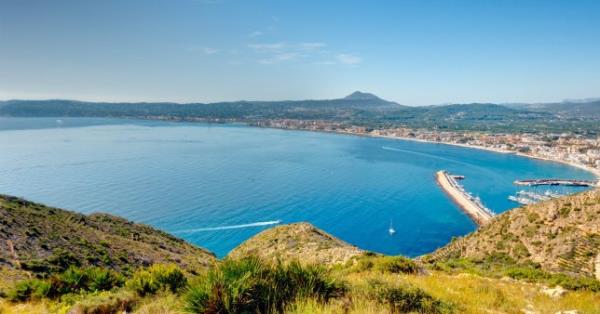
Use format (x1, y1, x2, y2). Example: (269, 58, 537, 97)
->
(436, 170, 495, 226)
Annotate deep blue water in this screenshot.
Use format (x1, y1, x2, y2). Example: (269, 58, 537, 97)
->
(0, 117, 595, 257)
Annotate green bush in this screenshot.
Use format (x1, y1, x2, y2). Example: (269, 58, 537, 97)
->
(547, 274, 600, 292)
(86, 267, 124, 291)
(126, 264, 187, 296)
(6, 266, 123, 301)
(503, 265, 600, 292)
(184, 257, 344, 314)
(349, 254, 419, 274)
(6, 280, 37, 302)
(368, 280, 453, 314)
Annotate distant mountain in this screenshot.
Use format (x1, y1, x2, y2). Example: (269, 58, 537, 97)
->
(344, 91, 383, 101)
(506, 99, 600, 117)
(0, 92, 401, 119)
(1, 94, 598, 133)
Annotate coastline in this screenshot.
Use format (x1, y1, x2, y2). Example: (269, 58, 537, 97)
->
(274, 127, 600, 180)
(347, 131, 600, 179)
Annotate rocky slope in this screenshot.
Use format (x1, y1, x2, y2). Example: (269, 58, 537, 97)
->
(424, 188, 600, 279)
(0, 195, 215, 277)
(227, 222, 363, 265)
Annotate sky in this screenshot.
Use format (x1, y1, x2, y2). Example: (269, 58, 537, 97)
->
(1, 0, 600, 105)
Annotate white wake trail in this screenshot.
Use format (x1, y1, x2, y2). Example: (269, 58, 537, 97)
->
(173, 220, 282, 233)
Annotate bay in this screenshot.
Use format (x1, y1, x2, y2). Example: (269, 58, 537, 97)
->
(0, 117, 594, 257)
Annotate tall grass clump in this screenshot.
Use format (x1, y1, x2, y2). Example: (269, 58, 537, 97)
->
(126, 264, 188, 296)
(6, 266, 123, 301)
(184, 256, 344, 313)
(346, 253, 419, 274)
(367, 280, 453, 314)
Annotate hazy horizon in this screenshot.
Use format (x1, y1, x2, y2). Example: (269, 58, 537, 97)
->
(1, 91, 599, 107)
(1, 0, 600, 105)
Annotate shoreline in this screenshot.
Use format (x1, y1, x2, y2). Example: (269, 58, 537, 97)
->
(339, 131, 600, 179)
(435, 170, 494, 226)
(264, 126, 600, 180)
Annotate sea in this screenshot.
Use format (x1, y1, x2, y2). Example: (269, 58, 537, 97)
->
(0, 117, 595, 257)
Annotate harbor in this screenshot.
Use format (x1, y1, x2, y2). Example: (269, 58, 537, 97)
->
(436, 170, 495, 226)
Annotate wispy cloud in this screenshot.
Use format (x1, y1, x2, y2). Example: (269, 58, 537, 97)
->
(336, 53, 362, 65)
(202, 47, 220, 55)
(259, 52, 301, 64)
(186, 46, 220, 55)
(300, 42, 326, 51)
(249, 31, 263, 38)
(248, 42, 285, 51)
(246, 40, 360, 66)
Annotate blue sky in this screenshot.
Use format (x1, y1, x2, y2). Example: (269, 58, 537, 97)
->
(1, 0, 599, 105)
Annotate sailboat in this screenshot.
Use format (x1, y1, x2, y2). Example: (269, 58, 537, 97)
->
(388, 220, 396, 235)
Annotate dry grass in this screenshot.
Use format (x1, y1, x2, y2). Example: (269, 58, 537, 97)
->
(350, 270, 600, 314)
(1, 270, 599, 313)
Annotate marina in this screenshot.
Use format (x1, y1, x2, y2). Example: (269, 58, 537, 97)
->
(436, 170, 495, 226)
(507, 189, 569, 206)
(514, 179, 597, 187)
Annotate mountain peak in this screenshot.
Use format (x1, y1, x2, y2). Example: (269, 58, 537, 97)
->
(343, 91, 382, 101)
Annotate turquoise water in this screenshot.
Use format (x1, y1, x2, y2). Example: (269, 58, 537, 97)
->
(0, 117, 595, 257)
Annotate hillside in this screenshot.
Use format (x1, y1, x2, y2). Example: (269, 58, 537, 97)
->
(0, 195, 599, 313)
(513, 100, 600, 118)
(424, 188, 600, 279)
(227, 222, 362, 265)
(0, 195, 216, 279)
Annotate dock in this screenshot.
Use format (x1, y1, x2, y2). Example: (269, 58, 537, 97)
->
(514, 179, 597, 187)
(436, 170, 495, 226)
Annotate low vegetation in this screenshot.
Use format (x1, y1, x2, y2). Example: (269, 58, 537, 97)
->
(6, 266, 123, 302)
(184, 256, 343, 313)
(424, 188, 600, 278)
(1, 193, 600, 313)
(0, 194, 216, 281)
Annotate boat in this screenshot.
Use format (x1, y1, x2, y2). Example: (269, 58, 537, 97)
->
(508, 195, 535, 205)
(544, 190, 562, 198)
(517, 190, 550, 201)
(388, 220, 396, 235)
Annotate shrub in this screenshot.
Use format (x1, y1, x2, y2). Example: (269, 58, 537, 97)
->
(6, 266, 123, 301)
(548, 274, 600, 292)
(69, 290, 138, 314)
(368, 280, 453, 314)
(184, 257, 344, 314)
(126, 264, 187, 296)
(348, 254, 419, 274)
(86, 267, 124, 291)
(6, 280, 37, 302)
(375, 256, 419, 274)
(504, 265, 600, 292)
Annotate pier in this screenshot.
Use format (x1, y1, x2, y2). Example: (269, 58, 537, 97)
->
(514, 179, 598, 187)
(436, 170, 495, 226)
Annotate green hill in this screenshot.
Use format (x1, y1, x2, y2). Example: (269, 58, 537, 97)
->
(227, 222, 363, 265)
(0, 195, 215, 281)
(423, 188, 600, 280)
